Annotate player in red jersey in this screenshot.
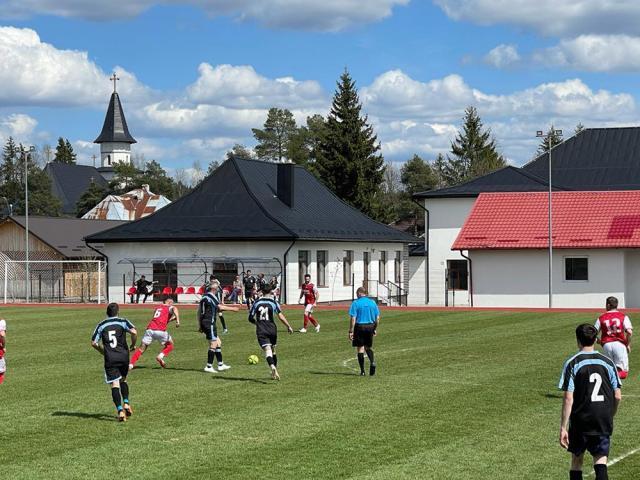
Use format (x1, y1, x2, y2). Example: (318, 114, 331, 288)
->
(594, 296, 633, 379)
(0, 318, 6, 384)
(298, 274, 320, 333)
(129, 298, 180, 369)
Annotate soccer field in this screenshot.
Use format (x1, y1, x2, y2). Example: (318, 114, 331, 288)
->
(1, 306, 640, 479)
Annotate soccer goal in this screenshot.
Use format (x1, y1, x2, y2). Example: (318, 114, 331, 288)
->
(2, 259, 106, 304)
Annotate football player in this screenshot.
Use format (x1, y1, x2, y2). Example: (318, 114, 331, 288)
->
(0, 317, 7, 384)
(198, 284, 239, 373)
(298, 274, 320, 333)
(594, 296, 633, 379)
(129, 298, 180, 370)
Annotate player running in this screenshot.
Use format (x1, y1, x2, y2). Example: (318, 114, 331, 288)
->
(198, 284, 238, 373)
(348, 287, 380, 376)
(594, 296, 633, 379)
(559, 324, 622, 480)
(249, 284, 293, 380)
(91, 303, 138, 422)
(0, 318, 6, 385)
(298, 274, 320, 333)
(129, 298, 180, 370)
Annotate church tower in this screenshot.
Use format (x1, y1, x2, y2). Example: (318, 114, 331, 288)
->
(94, 74, 136, 181)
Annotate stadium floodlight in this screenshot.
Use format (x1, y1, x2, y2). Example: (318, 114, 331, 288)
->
(536, 129, 563, 309)
(24, 145, 36, 303)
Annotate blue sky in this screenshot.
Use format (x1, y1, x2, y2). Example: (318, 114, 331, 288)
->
(2, 1, 640, 178)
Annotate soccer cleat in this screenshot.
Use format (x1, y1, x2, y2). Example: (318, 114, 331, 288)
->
(123, 404, 133, 417)
(298, 328, 307, 333)
(117, 410, 127, 422)
(204, 365, 217, 373)
(360, 371, 366, 376)
(223, 329, 229, 334)
(370, 363, 376, 376)
(315, 324, 321, 333)
(156, 355, 166, 368)
(217, 363, 231, 371)
(271, 368, 280, 380)
(128, 363, 134, 371)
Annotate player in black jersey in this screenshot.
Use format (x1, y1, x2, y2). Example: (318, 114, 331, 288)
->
(198, 284, 239, 373)
(91, 303, 138, 422)
(243, 271, 257, 309)
(248, 284, 293, 380)
(559, 324, 622, 480)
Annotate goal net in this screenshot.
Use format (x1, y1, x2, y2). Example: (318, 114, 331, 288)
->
(1, 259, 106, 304)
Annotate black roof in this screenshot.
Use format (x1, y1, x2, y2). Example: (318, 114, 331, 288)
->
(415, 127, 640, 199)
(86, 157, 418, 244)
(94, 92, 136, 144)
(44, 163, 109, 214)
(8, 216, 126, 258)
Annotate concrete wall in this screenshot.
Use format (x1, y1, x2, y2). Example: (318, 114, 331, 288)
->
(408, 255, 426, 305)
(470, 249, 626, 308)
(423, 197, 476, 306)
(101, 240, 406, 304)
(625, 251, 640, 308)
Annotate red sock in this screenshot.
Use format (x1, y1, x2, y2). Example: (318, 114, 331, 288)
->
(130, 348, 143, 365)
(309, 315, 318, 327)
(0, 373, 4, 384)
(619, 370, 629, 380)
(161, 342, 174, 356)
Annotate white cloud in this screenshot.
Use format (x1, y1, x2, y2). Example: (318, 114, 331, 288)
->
(0, 27, 152, 107)
(0, 0, 409, 31)
(0, 113, 38, 144)
(434, 0, 640, 37)
(484, 44, 520, 68)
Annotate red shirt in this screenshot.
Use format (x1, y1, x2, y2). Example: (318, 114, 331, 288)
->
(301, 282, 317, 305)
(0, 319, 5, 359)
(147, 305, 173, 331)
(595, 311, 632, 346)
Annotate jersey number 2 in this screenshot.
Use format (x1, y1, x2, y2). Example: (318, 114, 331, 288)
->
(108, 330, 117, 348)
(590, 373, 605, 402)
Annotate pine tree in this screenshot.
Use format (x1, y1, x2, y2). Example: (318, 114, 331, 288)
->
(0, 137, 20, 208)
(225, 144, 253, 161)
(53, 137, 77, 164)
(537, 125, 564, 155)
(444, 106, 505, 185)
(138, 160, 175, 199)
(574, 122, 585, 135)
(109, 162, 139, 194)
(252, 108, 298, 162)
(315, 70, 387, 220)
(432, 153, 448, 188)
(76, 179, 107, 217)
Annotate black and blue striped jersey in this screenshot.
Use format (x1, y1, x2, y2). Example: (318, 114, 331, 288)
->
(558, 350, 621, 435)
(249, 296, 281, 325)
(199, 292, 219, 325)
(92, 317, 135, 365)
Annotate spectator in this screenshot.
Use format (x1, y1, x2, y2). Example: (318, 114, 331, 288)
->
(135, 275, 154, 304)
(228, 275, 242, 304)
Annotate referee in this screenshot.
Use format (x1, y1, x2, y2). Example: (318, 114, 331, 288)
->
(348, 287, 380, 376)
(559, 323, 622, 480)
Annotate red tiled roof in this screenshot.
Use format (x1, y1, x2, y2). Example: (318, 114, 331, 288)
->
(452, 191, 640, 250)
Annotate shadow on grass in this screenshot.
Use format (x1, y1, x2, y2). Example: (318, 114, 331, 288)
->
(51, 411, 114, 422)
(543, 393, 563, 399)
(211, 376, 270, 385)
(310, 371, 358, 377)
(163, 367, 205, 373)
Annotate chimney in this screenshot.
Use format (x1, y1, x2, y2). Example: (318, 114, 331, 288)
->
(277, 162, 295, 208)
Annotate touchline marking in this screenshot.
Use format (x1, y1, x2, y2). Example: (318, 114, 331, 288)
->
(586, 447, 640, 476)
(342, 347, 426, 372)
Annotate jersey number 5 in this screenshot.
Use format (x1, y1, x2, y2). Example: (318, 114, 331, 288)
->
(108, 330, 117, 348)
(590, 373, 605, 402)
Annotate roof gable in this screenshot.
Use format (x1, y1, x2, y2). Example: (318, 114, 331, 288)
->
(44, 163, 108, 214)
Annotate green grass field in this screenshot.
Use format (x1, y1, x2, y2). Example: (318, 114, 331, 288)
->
(1, 306, 640, 479)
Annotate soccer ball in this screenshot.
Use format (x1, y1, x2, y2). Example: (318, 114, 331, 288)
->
(248, 354, 259, 365)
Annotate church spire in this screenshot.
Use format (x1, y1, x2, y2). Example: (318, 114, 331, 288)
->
(94, 74, 136, 144)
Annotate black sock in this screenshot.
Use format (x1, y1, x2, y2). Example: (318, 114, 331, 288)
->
(365, 348, 375, 364)
(207, 348, 215, 366)
(266, 356, 274, 367)
(594, 464, 608, 480)
(570, 470, 583, 480)
(273, 354, 278, 367)
(120, 381, 129, 404)
(219, 315, 227, 330)
(215, 348, 223, 365)
(111, 387, 122, 410)
(357, 353, 365, 373)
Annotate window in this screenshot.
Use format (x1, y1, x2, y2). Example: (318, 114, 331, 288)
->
(363, 252, 370, 288)
(379, 251, 387, 283)
(298, 250, 309, 285)
(107, 155, 111, 166)
(447, 260, 468, 290)
(565, 257, 588, 281)
(317, 250, 327, 287)
(394, 251, 402, 284)
(343, 250, 353, 286)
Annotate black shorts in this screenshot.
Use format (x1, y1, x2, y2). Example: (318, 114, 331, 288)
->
(104, 363, 128, 384)
(352, 324, 375, 348)
(202, 321, 218, 341)
(568, 429, 610, 457)
(257, 323, 277, 348)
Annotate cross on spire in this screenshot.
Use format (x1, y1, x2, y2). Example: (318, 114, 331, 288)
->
(110, 73, 119, 93)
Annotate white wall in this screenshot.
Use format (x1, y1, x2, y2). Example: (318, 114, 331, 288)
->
(102, 240, 406, 305)
(470, 249, 626, 308)
(625, 251, 640, 308)
(424, 197, 476, 306)
(408, 256, 426, 305)
(101, 142, 131, 167)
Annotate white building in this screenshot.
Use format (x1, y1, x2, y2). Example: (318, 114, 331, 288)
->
(86, 158, 418, 304)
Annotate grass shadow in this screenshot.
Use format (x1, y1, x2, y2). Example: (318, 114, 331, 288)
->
(211, 376, 270, 385)
(310, 371, 359, 377)
(51, 411, 114, 422)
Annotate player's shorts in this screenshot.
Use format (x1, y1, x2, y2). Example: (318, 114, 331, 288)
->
(352, 323, 375, 348)
(256, 323, 277, 348)
(104, 363, 128, 384)
(603, 341, 629, 371)
(202, 321, 218, 341)
(568, 430, 610, 457)
(304, 303, 315, 314)
(142, 329, 172, 346)
(0, 356, 5, 374)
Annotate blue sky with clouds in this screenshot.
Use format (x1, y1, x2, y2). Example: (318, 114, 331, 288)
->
(2, 1, 640, 177)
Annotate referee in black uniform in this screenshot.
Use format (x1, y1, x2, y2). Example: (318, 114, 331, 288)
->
(559, 324, 622, 480)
